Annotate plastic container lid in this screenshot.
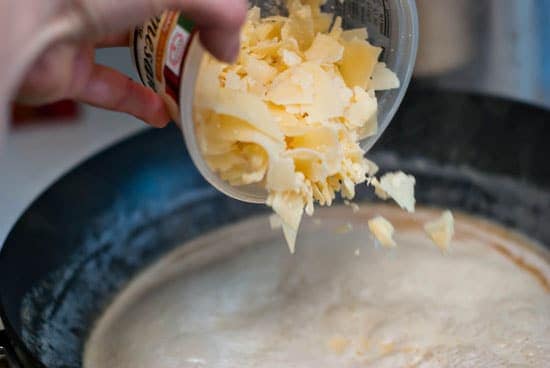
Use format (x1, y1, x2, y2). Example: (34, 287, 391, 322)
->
(180, 0, 419, 204)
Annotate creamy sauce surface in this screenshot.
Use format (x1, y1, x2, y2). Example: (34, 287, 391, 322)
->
(84, 206, 550, 367)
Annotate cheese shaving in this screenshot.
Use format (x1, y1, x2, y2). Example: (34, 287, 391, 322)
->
(424, 210, 455, 251)
(370, 62, 400, 90)
(368, 216, 397, 248)
(269, 214, 283, 229)
(374, 172, 416, 213)
(194, 1, 400, 252)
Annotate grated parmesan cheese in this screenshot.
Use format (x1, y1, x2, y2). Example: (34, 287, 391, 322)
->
(368, 216, 397, 248)
(194, 1, 400, 252)
(424, 211, 455, 251)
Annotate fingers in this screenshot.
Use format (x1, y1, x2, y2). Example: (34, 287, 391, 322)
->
(17, 40, 170, 127)
(16, 43, 92, 105)
(168, 0, 248, 61)
(76, 0, 247, 62)
(74, 64, 171, 127)
(167, 0, 248, 31)
(199, 27, 241, 63)
(96, 33, 130, 48)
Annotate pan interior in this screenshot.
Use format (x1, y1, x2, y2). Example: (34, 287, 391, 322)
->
(84, 205, 550, 368)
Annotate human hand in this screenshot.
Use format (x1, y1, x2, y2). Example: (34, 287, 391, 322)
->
(12, 0, 247, 127)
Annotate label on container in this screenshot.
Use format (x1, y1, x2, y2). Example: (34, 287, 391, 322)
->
(130, 12, 195, 121)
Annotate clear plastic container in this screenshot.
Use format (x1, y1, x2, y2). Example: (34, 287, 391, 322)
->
(179, 0, 419, 203)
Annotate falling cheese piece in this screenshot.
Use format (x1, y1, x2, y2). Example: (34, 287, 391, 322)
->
(194, 2, 401, 253)
(368, 216, 397, 248)
(268, 191, 305, 253)
(365, 159, 380, 176)
(424, 211, 455, 251)
(371, 178, 389, 200)
(269, 214, 283, 229)
(376, 172, 416, 213)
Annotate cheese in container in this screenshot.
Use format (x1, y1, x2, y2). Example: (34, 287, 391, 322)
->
(130, 0, 418, 204)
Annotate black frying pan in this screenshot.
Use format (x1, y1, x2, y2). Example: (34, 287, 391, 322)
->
(1, 87, 550, 367)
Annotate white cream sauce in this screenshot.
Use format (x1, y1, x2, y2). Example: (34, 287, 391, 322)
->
(84, 206, 550, 367)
